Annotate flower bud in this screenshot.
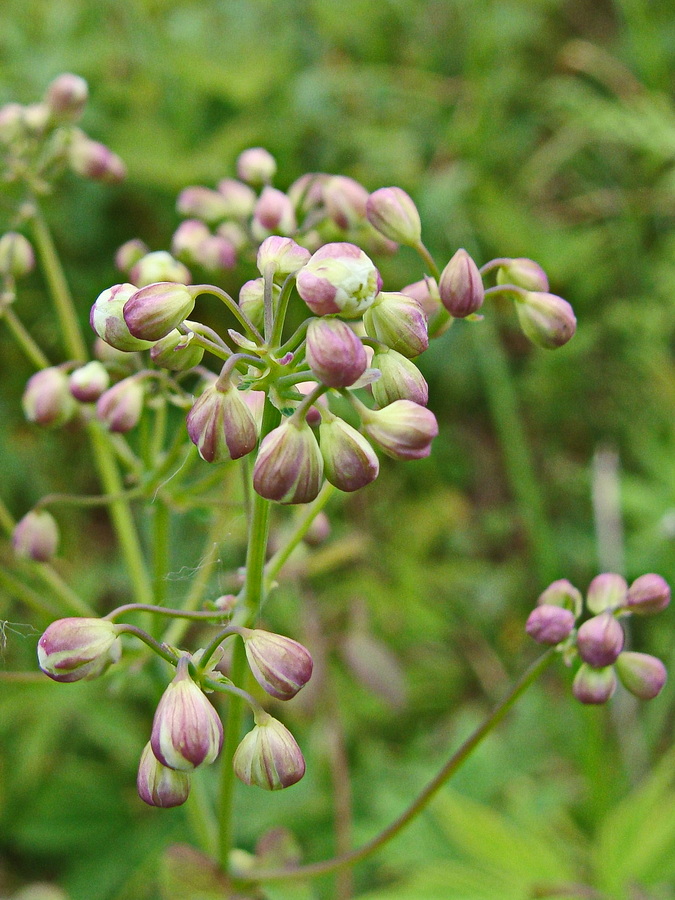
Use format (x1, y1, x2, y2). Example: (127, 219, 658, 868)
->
(137, 742, 191, 808)
(576, 612, 624, 668)
(525, 604, 576, 646)
(401, 277, 443, 320)
(306, 318, 367, 388)
(217, 220, 249, 251)
(573, 663, 617, 705)
(69, 133, 126, 183)
(303, 511, 331, 546)
(236, 147, 277, 185)
(216, 178, 257, 217)
(586, 573, 627, 614)
(256, 236, 310, 280)
(323, 176, 369, 230)
(90, 283, 155, 352)
(253, 187, 296, 235)
(150, 326, 204, 371)
(0, 232, 35, 278)
(22, 367, 77, 427)
(96, 377, 144, 433)
(538, 579, 583, 618)
(625, 573, 671, 615)
(296, 242, 381, 318)
(319, 416, 380, 492)
(193, 234, 236, 272)
(438, 249, 484, 318)
(151, 657, 224, 771)
(615, 652, 667, 700)
(363, 291, 428, 358)
(115, 239, 149, 274)
(130, 251, 191, 288)
(496, 258, 549, 292)
(359, 399, 438, 461)
(253, 419, 324, 504)
(239, 278, 274, 331)
(239, 629, 313, 700)
(69, 361, 110, 403)
(176, 186, 229, 223)
(123, 282, 196, 341)
(515, 291, 576, 349)
(171, 220, 211, 264)
(366, 186, 422, 246)
(37, 617, 121, 683)
(13, 510, 59, 562)
(288, 172, 328, 216)
(371, 349, 428, 407)
(233, 713, 305, 790)
(186, 382, 259, 462)
(44, 73, 88, 121)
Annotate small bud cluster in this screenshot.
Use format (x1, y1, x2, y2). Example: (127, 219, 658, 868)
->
(526, 573, 670, 704)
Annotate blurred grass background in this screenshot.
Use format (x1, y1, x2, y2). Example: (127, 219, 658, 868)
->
(2, 1, 675, 898)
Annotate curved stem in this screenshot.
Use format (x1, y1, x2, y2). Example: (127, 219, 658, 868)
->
(105, 603, 232, 622)
(414, 241, 441, 280)
(2, 306, 51, 369)
(114, 624, 178, 665)
(195, 285, 263, 343)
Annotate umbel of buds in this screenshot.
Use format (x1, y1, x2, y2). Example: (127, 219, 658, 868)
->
(233, 712, 305, 790)
(37, 617, 121, 682)
(13, 509, 59, 562)
(238, 629, 313, 700)
(137, 742, 191, 808)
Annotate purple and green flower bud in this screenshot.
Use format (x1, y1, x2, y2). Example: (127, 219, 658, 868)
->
(496, 258, 549, 293)
(296, 242, 382, 318)
(239, 629, 313, 700)
(137, 741, 191, 808)
(0, 232, 35, 278)
(150, 326, 204, 371)
(401, 277, 443, 321)
(69, 361, 110, 403)
(359, 399, 438, 461)
(123, 282, 196, 342)
(615, 652, 667, 700)
(303, 511, 331, 546)
(129, 251, 191, 288)
(176, 186, 229, 223)
(239, 278, 276, 331)
(625, 573, 671, 615)
(216, 177, 257, 218)
(256, 236, 311, 280)
(69, 132, 126, 183)
(538, 578, 583, 618)
(115, 239, 149, 274)
(515, 291, 576, 349)
(323, 176, 369, 230)
(306, 318, 367, 388)
(13, 509, 59, 562)
(288, 172, 328, 216)
(573, 663, 617, 705)
(253, 187, 296, 235)
(90, 283, 155, 352)
(576, 611, 624, 668)
(233, 713, 305, 790)
(371, 348, 428, 407)
(525, 604, 576, 646)
(22, 367, 78, 427)
(366, 186, 422, 246)
(170, 220, 211, 264)
(586, 573, 627, 614)
(253, 419, 324, 504)
(44, 73, 88, 122)
(236, 147, 277, 186)
(37, 617, 121, 683)
(193, 234, 236, 272)
(96, 377, 144, 433)
(319, 415, 380, 492)
(363, 291, 428, 358)
(186, 381, 259, 462)
(438, 249, 484, 318)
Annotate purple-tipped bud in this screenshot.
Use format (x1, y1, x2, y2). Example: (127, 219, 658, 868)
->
(69, 133, 126, 183)
(44, 73, 88, 121)
(0, 232, 35, 278)
(137, 741, 191, 808)
(625, 573, 671, 615)
(438, 249, 484, 318)
(37, 617, 121, 683)
(319, 416, 380, 492)
(176, 186, 229, 223)
(151, 657, 224, 771)
(236, 147, 277, 185)
(256, 236, 310, 279)
(576, 612, 624, 668)
(323, 176, 369, 230)
(96, 377, 144, 433)
(150, 326, 204, 371)
(363, 291, 428, 358)
(359, 400, 438, 461)
(253, 187, 296, 235)
(296, 242, 381, 318)
(186, 382, 259, 462)
(538, 579, 584, 618)
(13, 510, 59, 562)
(525, 604, 576, 646)
(496, 258, 549, 292)
(233, 713, 305, 790)
(69, 361, 110, 403)
(115, 239, 149, 274)
(216, 178, 257, 217)
(239, 278, 274, 331)
(515, 291, 576, 349)
(240, 629, 313, 700)
(193, 234, 236, 272)
(306, 318, 367, 388)
(615, 652, 667, 700)
(171, 220, 211, 264)
(303, 511, 331, 546)
(22, 367, 77, 427)
(586, 573, 628, 614)
(573, 663, 617, 705)
(130, 251, 191, 288)
(123, 282, 196, 341)
(366, 186, 422, 246)
(401, 277, 443, 320)
(371, 349, 428, 407)
(253, 419, 324, 504)
(90, 283, 155, 352)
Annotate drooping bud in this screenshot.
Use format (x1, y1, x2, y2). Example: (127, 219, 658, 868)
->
(37, 617, 121, 683)
(253, 187, 296, 235)
(576, 612, 624, 668)
(366, 186, 422, 246)
(323, 176, 369, 230)
(515, 291, 576, 349)
(572, 663, 617, 705)
(239, 629, 313, 700)
(151, 657, 224, 771)
(233, 713, 305, 790)
(438, 249, 484, 318)
(625, 573, 671, 616)
(0, 232, 35, 278)
(13, 509, 59, 562)
(22, 367, 78, 427)
(525, 604, 576, 646)
(371, 348, 428, 407)
(69, 132, 126, 183)
(137, 741, 191, 808)
(123, 282, 196, 342)
(90, 283, 155, 352)
(236, 147, 277, 186)
(150, 326, 204, 371)
(296, 242, 382, 318)
(216, 178, 257, 218)
(44, 73, 88, 122)
(69, 361, 110, 403)
(96, 377, 144, 433)
(615, 652, 667, 700)
(538, 579, 583, 618)
(115, 239, 149, 274)
(253, 419, 324, 504)
(359, 399, 438, 461)
(363, 291, 428, 358)
(496, 258, 549, 292)
(586, 573, 627, 614)
(256, 236, 310, 280)
(176, 186, 229, 223)
(171, 219, 211, 264)
(319, 415, 380, 492)
(129, 251, 191, 288)
(306, 318, 367, 388)
(186, 381, 259, 462)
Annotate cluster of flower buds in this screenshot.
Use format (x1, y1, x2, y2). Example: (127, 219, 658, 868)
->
(526, 573, 670, 704)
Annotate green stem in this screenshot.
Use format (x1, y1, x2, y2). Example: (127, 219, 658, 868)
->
(218, 635, 247, 869)
(114, 624, 178, 665)
(269, 274, 296, 347)
(0, 567, 60, 617)
(2, 306, 51, 369)
(152, 500, 171, 608)
(414, 241, 441, 280)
